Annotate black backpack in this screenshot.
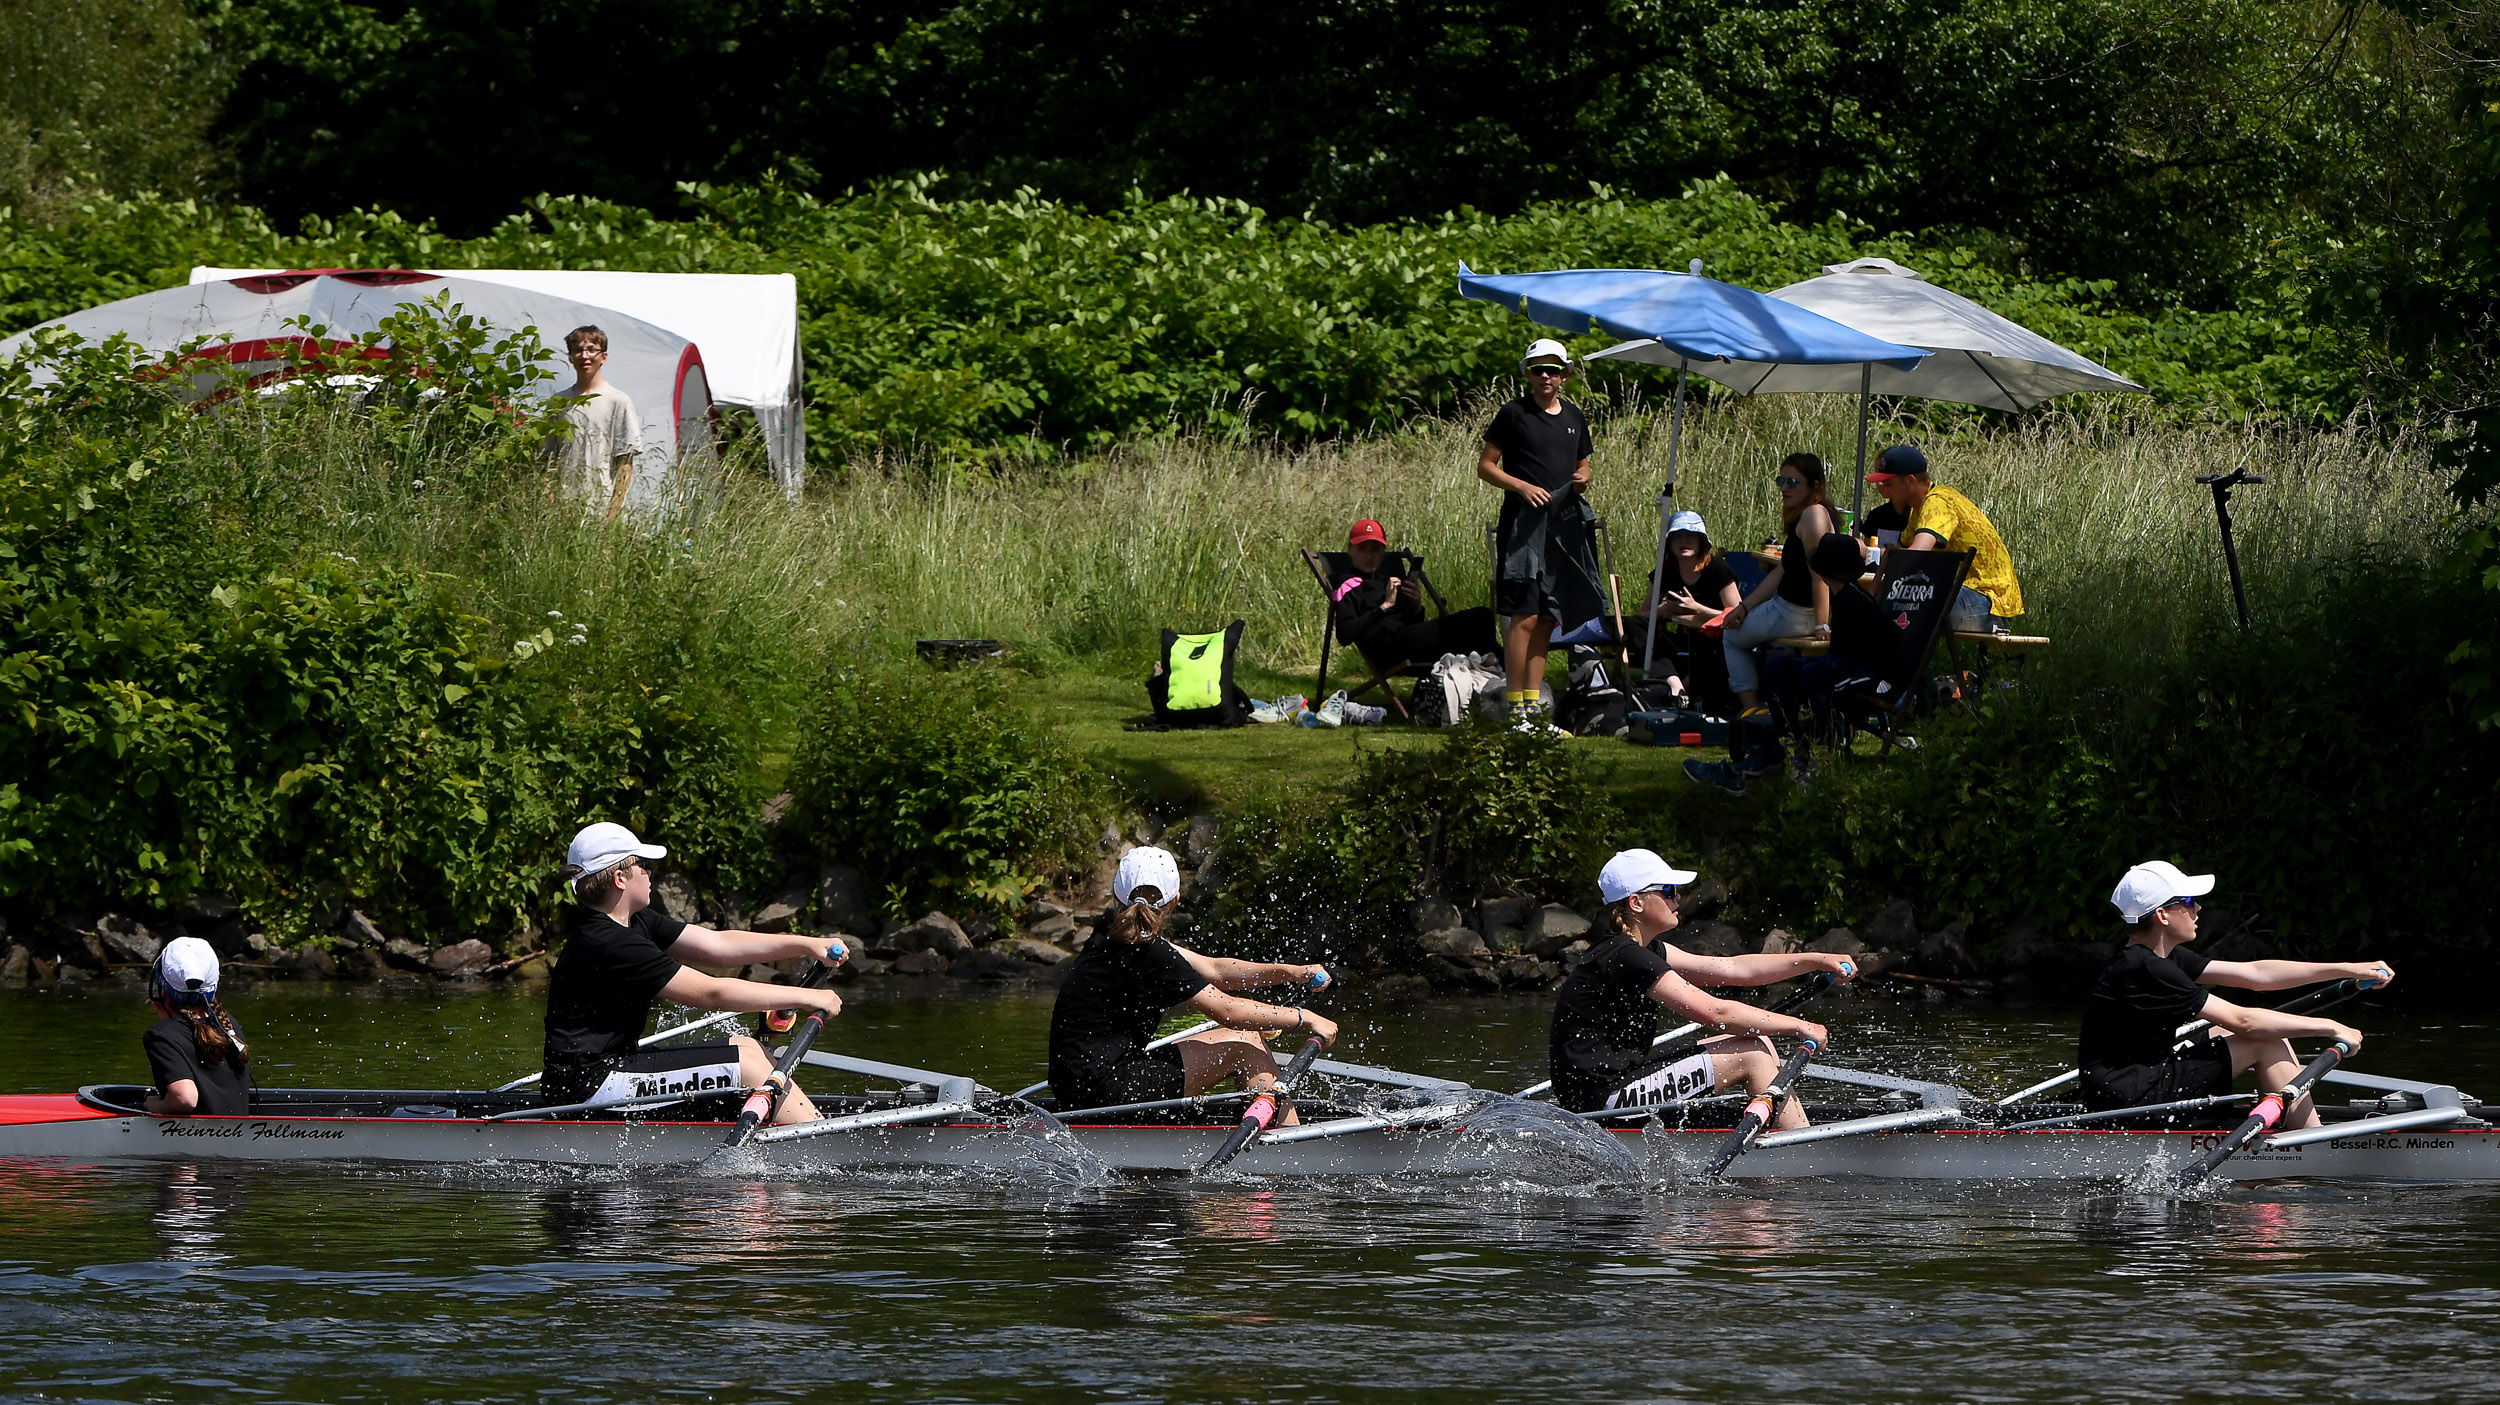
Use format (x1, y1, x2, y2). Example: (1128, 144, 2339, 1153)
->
(1557, 648, 1631, 738)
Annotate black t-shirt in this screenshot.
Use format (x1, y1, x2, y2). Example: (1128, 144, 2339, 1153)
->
(1048, 935, 1212, 1090)
(1483, 396, 1591, 501)
(1548, 935, 1675, 1111)
(1859, 501, 1908, 546)
(143, 1017, 253, 1115)
(543, 905, 691, 1076)
(2078, 943, 2213, 1071)
(1658, 557, 1738, 624)
(1776, 513, 1835, 606)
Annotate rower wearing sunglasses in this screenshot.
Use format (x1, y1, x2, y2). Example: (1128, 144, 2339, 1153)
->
(2079, 860, 2392, 1128)
(540, 822, 848, 1121)
(1547, 849, 1856, 1120)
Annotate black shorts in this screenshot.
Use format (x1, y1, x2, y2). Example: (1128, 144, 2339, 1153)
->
(1495, 575, 1560, 620)
(2080, 1037, 2235, 1113)
(1053, 1045, 1185, 1115)
(543, 1040, 747, 1108)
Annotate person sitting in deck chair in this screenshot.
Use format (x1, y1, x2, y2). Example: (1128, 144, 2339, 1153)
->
(2077, 861, 2392, 1130)
(1866, 445, 2023, 633)
(1331, 519, 1498, 674)
(541, 822, 848, 1122)
(1047, 847, 1337, 1123)
(1547, 849, 1855, 1119)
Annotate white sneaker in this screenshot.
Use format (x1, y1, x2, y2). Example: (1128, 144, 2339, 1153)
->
(1344, 701, 1387, 725)
(1314, 690, 1348, 727)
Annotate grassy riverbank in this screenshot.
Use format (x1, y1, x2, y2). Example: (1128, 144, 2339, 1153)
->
(1, 329, 2485, 967)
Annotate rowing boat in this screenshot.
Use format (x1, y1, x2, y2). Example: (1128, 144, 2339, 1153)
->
(4, 1056, 2490, 1182)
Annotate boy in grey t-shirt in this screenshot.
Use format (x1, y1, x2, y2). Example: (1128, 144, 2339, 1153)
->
(549, 325, 641, 519)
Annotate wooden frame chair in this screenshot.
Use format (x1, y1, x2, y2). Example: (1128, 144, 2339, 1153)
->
(1302, 547, 1454, 720)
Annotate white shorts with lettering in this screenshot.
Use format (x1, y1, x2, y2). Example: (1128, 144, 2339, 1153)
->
(587, 1058, 744, 1108)
(1602, 1050, 1718, 1111)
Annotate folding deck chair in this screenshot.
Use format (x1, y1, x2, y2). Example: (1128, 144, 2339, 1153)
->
(1302, 547, 1454, 720)
(1827, 547, 1975, 755)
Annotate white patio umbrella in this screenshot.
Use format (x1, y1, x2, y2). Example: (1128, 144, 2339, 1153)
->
(1589, 257, 2146, 519)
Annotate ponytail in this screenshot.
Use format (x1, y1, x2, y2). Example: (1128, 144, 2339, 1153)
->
(180, 999, 251, 1070)
(1606, 896, 1640, 938)
(1106, 894, 1166, 944)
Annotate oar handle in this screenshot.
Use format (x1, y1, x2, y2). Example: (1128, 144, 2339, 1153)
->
(765, 941, 847, 1034)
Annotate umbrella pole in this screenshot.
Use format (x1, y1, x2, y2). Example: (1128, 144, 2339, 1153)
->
(1642, 364, 1687, 681)
(1852, 362, 1871, 528)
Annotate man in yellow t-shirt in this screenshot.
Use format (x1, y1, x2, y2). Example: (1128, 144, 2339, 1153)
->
(1865, 445, 2022, 632)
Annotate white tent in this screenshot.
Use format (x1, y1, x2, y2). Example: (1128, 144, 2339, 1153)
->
(188, 267, 805, 498)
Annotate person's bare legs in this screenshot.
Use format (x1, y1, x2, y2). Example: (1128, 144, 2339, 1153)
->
(1705, 1033, 1807, 1129)
(1178, 1029, 1299, 1126)
(1504, 613, 1557, 701)
(732, 1034, 822, 1125)
(2225, 1031, 2316, 1129)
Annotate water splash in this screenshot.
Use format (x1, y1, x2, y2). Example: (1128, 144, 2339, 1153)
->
(1431, 1095, 1640, 1188)
(960, 1103, 1118, 1191)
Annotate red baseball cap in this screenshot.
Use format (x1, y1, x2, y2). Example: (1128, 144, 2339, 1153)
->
(1348, 519, 1387, 546)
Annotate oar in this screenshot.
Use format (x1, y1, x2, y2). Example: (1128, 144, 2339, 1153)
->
(1516, 970, 1841, 1100)
(1198, 1035, 1326, 1173)
(1702, 1037, 1819, 1178)
(1998, 977, 2369, 1106)
(707, 954, 844, 1158)
(494, 1007, 749, 1091)
(2175, 1040, 2353, 1187)
(1007, 1020, 1220, 1102)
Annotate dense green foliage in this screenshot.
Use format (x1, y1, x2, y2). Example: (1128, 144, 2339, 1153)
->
(197, 0, 2441, 305)
(783, 662, 1103, 918)
(1712, 556, 2500, 962)
(0, 0, 224, 218)
(1202, 724, 1621, 964)
(0, 317, 784, 945)
(0, 180, 2358, 466)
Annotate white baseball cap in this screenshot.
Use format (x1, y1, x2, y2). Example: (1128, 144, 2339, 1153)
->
(1666, 510, 1709, 538)
(2111, 860, 2216, 924)
(1114, 846, 1182, 908)
(1521, 338, 1574, 369)
(154, 936, 221, 1003)
(565, 821, 666, 876)
(1599, 849, 1699, 904)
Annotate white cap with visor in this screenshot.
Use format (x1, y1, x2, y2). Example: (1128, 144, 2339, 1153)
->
(2110, 860, 2216, 924)
(1521, 337, 1574, 370)
(154, 936, 221, 1005)
(1114, 846, 1183, 909)
(566, 821, 666, 877)
(1599, 848, 1699, 905)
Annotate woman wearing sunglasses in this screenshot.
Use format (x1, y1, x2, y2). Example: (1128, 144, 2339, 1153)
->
(1547, 849, 1854, 1119)
(2078, 861, 2392, 1127)
(1717, 453, 1839, 736)
(1046, 847, 1336, 1121)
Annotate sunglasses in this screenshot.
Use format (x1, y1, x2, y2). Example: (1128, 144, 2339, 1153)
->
(1526, 364, 1571, 376)
(1775, 475, 1804, 488)
(2160, 896, 2199, 913)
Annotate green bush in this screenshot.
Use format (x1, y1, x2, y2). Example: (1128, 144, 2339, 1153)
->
(0, 180, 2366, 470)
(782, 662, 1106, 919)
(1202, 722, 1622, 966)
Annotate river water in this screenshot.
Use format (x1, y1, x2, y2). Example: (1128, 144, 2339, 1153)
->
(4, 980, 2497, 1403)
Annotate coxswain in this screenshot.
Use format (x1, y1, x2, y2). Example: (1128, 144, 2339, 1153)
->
(2079, 861, 2390, 1129)
(142, 937, 253, 1116)
(542, 822, 848, 1122)
(1047, 847, 1338, 1124)
(1548, 849, 1855, 1120)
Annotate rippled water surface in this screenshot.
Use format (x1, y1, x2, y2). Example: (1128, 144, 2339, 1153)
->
(4, 981, 2497, 1403)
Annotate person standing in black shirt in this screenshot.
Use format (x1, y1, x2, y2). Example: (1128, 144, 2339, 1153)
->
(1547, 850, 1855, 1116)
(141, 937, 253, 1116)
(1048, 846, 1338, 1121)
(2077, 861, 2391, 1126)
(1478, 338, 1600, 728)
(541, 821, 850, 1120)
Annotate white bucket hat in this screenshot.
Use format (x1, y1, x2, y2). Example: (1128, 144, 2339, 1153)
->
(1114, 846, 1183, 909)
(2111, 860, 2216, 924)
(1666, 510, 1709, 539)
(1599, 849, 1699, 904)
(154, 936, 221, 1004)
(565, 821, 666, 877)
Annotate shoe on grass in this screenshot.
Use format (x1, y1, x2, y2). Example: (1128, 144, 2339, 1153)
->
(1683, 758, 1746, 795)
(1343, 700, 1388, 725)
(1314, 690, 1348, 727)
